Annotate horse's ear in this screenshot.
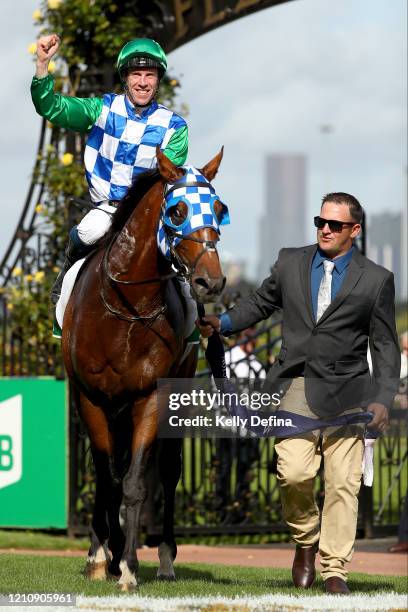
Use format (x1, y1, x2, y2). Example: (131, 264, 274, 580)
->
(200, 146, 224, 182)
(156, 146, 185, 183)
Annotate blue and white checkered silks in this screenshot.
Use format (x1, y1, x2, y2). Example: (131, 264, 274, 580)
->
(84, 94, 186, 203)
(157, 166, 230, 260)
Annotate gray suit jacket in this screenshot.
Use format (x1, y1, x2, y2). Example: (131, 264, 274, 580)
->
(226, 245, 400, 417)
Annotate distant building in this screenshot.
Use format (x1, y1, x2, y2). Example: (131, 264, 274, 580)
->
(257, 154, 307, 280)
(367, 211, 405, 300)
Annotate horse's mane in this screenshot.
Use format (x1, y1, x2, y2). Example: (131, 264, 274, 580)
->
(109, 169, 161, 236)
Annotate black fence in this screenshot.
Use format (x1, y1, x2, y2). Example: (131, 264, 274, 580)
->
(0, 292, 62, 378)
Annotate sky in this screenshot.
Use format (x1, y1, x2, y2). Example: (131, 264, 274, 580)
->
(0, 0, 406, 279)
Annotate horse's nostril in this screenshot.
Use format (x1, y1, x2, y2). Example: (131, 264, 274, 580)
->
(194, 277, 210, 290)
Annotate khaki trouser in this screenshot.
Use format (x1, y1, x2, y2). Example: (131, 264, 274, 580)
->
(274, 378, 364, 581)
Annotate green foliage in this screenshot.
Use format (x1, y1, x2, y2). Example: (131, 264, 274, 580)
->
(3, 144, 89, 367)
(6, 274, 53, 343)
(37, 1, 142, 70)
(33, 144, 88, 257)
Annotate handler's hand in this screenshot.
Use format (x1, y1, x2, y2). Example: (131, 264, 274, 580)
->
(36, 34, 60, 63)
(195, 314, 221, 338)
(367, 402, 389, 433)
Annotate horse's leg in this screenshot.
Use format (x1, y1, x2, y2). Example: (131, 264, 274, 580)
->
(78, 394, 114, 580)
(106, 412, 131, 578)
(156, 347, 198, 580)
(86, 448, 112, 580)
(156, 437, 182, 580)
(118, 393, 158, 591)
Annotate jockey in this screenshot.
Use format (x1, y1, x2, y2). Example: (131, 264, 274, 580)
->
(31, 34, 188, 305)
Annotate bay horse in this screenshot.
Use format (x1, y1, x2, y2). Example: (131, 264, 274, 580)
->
(62, 147, 226, 590)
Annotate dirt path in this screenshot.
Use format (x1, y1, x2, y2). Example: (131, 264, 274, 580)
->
(0, 543, 406, 576)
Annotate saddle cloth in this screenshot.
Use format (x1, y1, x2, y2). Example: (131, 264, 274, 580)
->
(55, 259, 86, 330)
(55, 261, 198, 350)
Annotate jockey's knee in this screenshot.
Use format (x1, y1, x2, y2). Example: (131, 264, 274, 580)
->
(76, 206, 113, 245)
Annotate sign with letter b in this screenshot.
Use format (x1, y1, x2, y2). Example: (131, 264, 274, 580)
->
(0, 380, 67, 528)
(0, 395, 22, 489)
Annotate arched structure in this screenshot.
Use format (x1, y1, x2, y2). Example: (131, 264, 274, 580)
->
(137, 0, 293, 51)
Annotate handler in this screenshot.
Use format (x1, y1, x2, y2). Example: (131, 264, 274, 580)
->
(31, 34, 188, 305)
(197, 192, 400, 594)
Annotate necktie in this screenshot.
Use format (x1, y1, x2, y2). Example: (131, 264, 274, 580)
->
(316, 260, 335, 321)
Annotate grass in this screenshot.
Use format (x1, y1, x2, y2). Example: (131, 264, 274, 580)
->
(0, 555, 406, 598)
(0, 530, 88, 551)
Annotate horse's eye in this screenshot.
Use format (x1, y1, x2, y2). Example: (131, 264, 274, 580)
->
(169, 201, 188, 226)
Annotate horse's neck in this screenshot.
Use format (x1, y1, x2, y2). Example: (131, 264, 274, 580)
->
(109, 181, 164, 284)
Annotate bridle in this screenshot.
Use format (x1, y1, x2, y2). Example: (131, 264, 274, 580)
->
(100, 182, 221, 322)
(163, 227, 219, 283)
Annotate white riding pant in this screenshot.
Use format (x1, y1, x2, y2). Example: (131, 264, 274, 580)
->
(76, 201, 116, 245)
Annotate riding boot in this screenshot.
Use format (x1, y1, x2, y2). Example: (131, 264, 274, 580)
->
(50, 232, 91, 305)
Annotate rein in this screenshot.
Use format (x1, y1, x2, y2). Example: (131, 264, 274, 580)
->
(100, 229, 171, 323)
(102, 233, 176, 286)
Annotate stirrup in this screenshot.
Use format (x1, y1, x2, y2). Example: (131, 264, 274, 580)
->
(50, 268, 66, 305)
(50, 287, 62, 306)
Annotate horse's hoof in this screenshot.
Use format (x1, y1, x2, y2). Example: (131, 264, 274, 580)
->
(156, 573, 176, 581)
(157, 542, 176, 581)
(84, 561, 108, 581)
(118, 581, 138, 592)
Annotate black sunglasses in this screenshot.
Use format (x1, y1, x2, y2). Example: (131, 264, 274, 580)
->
(314, 216, 356, 233)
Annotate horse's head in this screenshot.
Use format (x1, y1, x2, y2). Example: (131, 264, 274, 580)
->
(156, 147, 228, 303)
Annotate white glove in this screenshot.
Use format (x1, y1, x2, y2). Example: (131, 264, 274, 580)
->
(362, 438, 376, 487)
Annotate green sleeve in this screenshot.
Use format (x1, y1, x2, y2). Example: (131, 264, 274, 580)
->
(30, 74, 103, 133)
(163, 125, 188, 166)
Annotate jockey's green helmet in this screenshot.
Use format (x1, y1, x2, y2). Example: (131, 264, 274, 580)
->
(117, 38, 167, 81)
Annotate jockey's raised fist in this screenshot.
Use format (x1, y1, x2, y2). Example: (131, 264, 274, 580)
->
(36, 34, 60, 62)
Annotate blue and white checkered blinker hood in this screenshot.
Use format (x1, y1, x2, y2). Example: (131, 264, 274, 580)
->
(157, 166, 230, 260)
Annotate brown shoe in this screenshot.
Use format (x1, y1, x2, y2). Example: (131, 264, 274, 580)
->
(292, 544, 318, 588)
(324, 577, 350, 594)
